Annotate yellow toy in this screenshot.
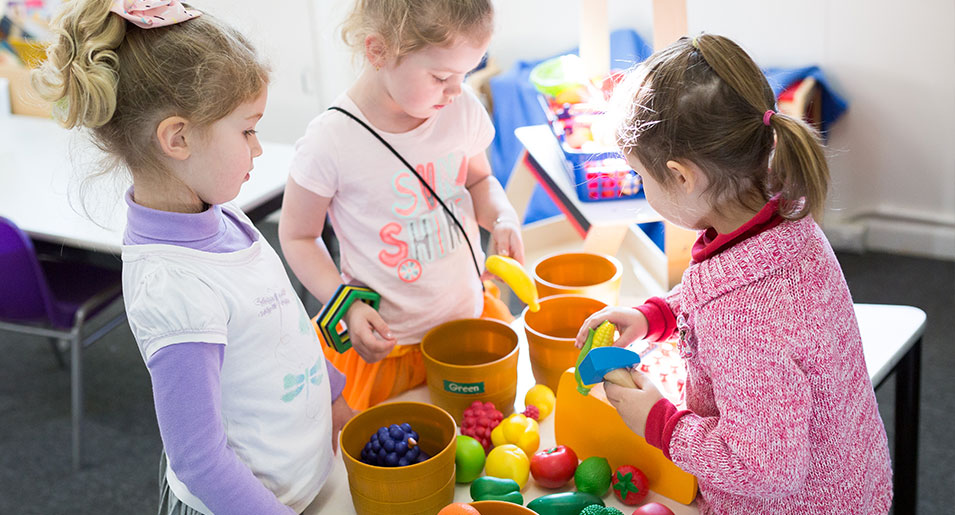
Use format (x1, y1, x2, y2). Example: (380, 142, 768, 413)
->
(486, 255, 539, 312)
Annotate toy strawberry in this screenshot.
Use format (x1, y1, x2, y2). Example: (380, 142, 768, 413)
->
(611, 465, 649, 505)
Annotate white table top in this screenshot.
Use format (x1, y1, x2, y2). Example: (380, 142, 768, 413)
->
(304, 303, 924, 514)
(515, 124, 662, 228)
(0, 115, 293, 254)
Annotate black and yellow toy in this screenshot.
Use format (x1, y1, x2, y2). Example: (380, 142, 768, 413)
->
(315, 284, 381, 353)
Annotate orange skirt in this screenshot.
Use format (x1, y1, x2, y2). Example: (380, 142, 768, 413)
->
(317, 281, 512, 411)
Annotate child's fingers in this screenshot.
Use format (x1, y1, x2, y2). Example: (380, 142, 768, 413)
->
(574, 311, 610, 347)
(629, 368, 652, 389)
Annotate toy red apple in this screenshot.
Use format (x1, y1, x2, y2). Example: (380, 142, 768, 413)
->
(529, 445, 578, 489)
(631, 502, 675, 515)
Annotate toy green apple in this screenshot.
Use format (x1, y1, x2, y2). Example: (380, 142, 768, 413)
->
(455, 435, 486, 483)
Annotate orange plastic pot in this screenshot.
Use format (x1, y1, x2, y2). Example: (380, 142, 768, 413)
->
(340, 402, 457, 514)
(421, 318, 519, 422)
(533, 252, 622, 305)
(522, 295, 607, 391)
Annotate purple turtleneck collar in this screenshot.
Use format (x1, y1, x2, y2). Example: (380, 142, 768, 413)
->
(123, 188, 257, 252)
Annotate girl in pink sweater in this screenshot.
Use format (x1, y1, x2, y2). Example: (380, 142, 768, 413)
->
(576, 34, 892, 513)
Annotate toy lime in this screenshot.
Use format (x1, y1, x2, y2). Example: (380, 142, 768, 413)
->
(574, 456, 612, 496)
(455, 435, 486, 483)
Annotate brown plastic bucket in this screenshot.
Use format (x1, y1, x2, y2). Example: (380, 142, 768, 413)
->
(533, 252, 622, 305)
(523, 295, 607, 391)
(421, 318, 519, 422)
(340, 401, 457, 514)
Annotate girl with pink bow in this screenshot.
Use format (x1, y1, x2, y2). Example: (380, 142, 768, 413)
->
(34, 1, 352, 514)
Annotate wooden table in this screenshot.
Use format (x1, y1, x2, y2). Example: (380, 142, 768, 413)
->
(0, 115, 293, 254)
(304, 303, 925, 514)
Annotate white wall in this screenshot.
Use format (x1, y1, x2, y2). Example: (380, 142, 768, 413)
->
(202, 0, 955, 260)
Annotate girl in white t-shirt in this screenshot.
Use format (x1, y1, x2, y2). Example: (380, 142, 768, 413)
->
(279, 0, 524, 410)
(33, 1, 350, 513)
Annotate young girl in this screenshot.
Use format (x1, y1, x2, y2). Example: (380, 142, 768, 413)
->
(576, 34, 892, 513)
(279, 0, 524, 410)
(34, 1, 352, 513)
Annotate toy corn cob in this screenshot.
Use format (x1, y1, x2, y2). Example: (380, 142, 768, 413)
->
(574, 320, 617, 395)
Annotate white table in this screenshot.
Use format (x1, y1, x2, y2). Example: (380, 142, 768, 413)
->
(305, 303, 926, 514)
(0, 115, 293, 254)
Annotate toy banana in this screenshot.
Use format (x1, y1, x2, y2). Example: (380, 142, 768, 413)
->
(574, 321, 627, 395)
(486, 254, 540, 312)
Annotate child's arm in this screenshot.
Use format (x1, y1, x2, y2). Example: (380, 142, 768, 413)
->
(465, 151, 525, 264)
(663, 302, 813, 496)
(279, 178, 396, 362)
(148, 342, 294, 515)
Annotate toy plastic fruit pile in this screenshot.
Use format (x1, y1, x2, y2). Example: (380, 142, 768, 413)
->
(360, 423, 430, 467)
(460, 401, 503, 453)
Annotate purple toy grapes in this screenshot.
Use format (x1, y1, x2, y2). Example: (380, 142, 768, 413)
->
(360, 423, 430, 467)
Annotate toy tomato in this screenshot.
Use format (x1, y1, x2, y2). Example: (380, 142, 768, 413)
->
(490, 413, 540, 457)
(529, 445, 578, 489)
(485, 444, 531, 489)
(612, 464, 649, 505)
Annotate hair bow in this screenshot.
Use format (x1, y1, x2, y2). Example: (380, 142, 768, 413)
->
(109, 0, 201, 29)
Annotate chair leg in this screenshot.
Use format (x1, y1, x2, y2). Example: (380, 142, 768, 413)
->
(69, 335, 83, 471)
(48, 337, 67, 369)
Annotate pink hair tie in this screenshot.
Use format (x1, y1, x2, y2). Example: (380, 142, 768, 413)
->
(762, 109, 775, 127)
(110, 0, 201, 29)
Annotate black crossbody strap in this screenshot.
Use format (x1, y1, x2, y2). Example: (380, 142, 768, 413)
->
(327, 106, 485, 291)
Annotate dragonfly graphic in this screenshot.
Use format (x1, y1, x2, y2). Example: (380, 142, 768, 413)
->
(282, 359, 325, 403)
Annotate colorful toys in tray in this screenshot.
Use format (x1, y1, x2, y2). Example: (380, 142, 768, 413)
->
(530, 54, 643, 203)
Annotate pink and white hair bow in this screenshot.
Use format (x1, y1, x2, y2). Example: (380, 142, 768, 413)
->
(109, 0, 201, 29)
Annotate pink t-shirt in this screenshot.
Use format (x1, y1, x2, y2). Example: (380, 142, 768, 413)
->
(289, 87, 494, 345)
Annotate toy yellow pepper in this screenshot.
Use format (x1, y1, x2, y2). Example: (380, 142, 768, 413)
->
(491, 413, 540, 457)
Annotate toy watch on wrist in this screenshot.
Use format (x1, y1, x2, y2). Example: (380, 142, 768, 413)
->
(316, 284, 381, 353)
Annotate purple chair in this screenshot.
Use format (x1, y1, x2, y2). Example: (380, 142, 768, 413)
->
(0, 216, 125, 471)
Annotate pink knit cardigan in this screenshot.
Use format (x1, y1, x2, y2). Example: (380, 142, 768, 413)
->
(653, 215, 892, 514)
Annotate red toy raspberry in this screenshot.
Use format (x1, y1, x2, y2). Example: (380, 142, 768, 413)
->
(460, 401, 503, 453)
(522, 404, 540, 421)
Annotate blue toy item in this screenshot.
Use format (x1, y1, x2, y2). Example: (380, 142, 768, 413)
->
(576, 346, 643, 387)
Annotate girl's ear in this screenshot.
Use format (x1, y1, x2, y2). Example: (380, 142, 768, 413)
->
(665, 159, 706, 195)
(364, 34, 388, 69)
(156, 116, 192, 160)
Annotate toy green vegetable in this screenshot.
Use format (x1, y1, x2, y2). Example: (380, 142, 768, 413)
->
(469, 476, 523, 504)
(526, 491, 605, 515)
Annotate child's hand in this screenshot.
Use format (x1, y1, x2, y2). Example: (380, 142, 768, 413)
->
(490, 219, 525, 265)
(574, 307, 649, 349)
(330, 396, 355, 454)
(604, 369, 664, 438)
(343, 301, 397, 363)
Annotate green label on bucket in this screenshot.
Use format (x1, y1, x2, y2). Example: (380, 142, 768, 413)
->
(443, 380, 485, 394)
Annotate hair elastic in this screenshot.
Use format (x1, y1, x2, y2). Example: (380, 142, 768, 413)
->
(691, 36, 700, 49)
(763, 110, 776, 126)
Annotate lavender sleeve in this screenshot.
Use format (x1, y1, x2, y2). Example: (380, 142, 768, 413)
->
(147, 342, 294, 515)
(326, 360, 346, 401)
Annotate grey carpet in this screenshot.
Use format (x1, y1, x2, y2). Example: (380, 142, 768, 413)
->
(1, 229, 952, 513)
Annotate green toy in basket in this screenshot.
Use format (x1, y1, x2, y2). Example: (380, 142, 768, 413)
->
(529, 54, 589, 99)
(316, 284, 381, 353)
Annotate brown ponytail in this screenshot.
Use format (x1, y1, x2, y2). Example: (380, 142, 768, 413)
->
(614, 33, 830, 221)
